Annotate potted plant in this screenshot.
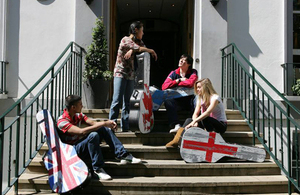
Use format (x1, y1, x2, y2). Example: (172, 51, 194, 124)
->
(292, 79, 300, 96)
(83, 17, 113, 108)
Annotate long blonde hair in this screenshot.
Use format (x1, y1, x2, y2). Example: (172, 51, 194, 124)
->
(194, 78, 217, 107)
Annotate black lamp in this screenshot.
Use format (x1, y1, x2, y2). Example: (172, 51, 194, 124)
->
(210, 0, 219, 6)
(84, 0, 93, 5)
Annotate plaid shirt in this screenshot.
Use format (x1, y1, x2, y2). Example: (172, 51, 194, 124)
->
(57, 109, 88, 145)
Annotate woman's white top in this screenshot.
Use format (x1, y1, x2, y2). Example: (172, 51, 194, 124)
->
(201, 94, 227, 122)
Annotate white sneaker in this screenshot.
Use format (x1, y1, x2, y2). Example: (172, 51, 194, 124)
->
(94, 168, 112, 180)
(120, 154, 142, 164)
(169, 124, 181, 133)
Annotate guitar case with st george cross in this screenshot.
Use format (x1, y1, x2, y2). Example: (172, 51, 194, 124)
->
(36, 109, 91, 194)
(180, 127, 266, 163)
(129, 52, 154, 133)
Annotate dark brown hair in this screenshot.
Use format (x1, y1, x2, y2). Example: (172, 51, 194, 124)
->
(65, 95, 81, 110)
(180, 54, 193, 68)
(129, 21, 143, 35)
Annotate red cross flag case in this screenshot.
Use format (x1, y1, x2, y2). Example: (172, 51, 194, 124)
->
(180, 127, 266, 163)
(129, 83, 154, 133)
(129, 52, 154, 133)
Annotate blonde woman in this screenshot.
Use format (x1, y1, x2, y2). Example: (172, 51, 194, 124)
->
(166, 78, 227, 148)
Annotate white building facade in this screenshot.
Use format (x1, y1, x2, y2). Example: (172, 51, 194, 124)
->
(1, 0, 299, 191)
(0, 0, 294, 110)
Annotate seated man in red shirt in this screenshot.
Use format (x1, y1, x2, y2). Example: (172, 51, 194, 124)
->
(57, 95, 141, 181)
(161, 54, 198, 133)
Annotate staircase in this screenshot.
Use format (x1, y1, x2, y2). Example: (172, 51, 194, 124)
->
(16, 109, 290, 194)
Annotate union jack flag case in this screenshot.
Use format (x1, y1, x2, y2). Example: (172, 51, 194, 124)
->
(36, 110, 89, 193)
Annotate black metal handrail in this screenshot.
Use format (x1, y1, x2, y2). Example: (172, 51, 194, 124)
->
(0, 42, 85, 195)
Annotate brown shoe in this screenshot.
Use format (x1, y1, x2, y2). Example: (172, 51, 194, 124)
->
(165, 127, 185, 148)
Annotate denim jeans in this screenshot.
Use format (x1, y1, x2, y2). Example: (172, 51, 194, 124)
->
(74, 127, 128, 171)
(164, 95, 195, 128)
(109, 77, 134, 130)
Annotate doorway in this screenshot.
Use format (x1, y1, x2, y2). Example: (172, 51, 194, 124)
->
(110, 0, 194, 88)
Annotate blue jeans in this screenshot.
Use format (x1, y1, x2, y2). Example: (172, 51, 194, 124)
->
(74, 127, 128, 171)
(109, 77, 134, 130)
(164, 95, 195, 128)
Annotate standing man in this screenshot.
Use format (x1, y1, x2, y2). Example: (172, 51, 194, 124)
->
(57, 95, 141, 180)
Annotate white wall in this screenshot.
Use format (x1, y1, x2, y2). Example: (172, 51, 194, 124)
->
(74, 0, 110, 49)
(6, 0, 75, 97)
(3, 0, 109, 99)
(74, 0, 110, 108)
(193, 0, 228, 94)
(228, 0, 285, 99)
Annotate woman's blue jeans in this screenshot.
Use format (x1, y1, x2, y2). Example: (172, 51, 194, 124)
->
(74, 127, 128, 172)
(109, 77, 134, 130)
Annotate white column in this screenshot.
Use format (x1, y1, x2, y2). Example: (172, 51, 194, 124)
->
(193, 0, 201, 77)
(1, 0, 8, 62)
(0, 0, 8, 98)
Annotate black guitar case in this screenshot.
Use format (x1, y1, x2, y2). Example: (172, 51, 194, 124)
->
(129, 52, 154, 133)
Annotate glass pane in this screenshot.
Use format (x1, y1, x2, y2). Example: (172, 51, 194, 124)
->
(294, 0, 300, 11)
(294, 14, 300, 49)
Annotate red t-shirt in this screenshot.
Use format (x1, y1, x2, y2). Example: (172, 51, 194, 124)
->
(57, 109, 88, 144)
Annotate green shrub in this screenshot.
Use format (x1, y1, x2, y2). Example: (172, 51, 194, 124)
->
(83, 17, 113, 81)
(292, 79, 300, 96)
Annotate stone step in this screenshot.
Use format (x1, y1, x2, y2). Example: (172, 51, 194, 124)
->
(6, 190, 59, 195)
(44, 125, 256, 145)
(159, 110, 244, 120)
(91, 118, 251, 132)
(28, 158, 279, 177)
(83, 108, 250, 133)
(150, 120, 251, 132)
(18, 173, 288, 194)
(116, 131, 259, 146)
(13, 193, 299, 195)
(12, 192, 298, 195)
(82, 109, 244, 120)
(66, 131, 259, 145)
(225, 109, 245, 120)
(37, 144, 270, 161)
(37, 144, 180, 160)
(82, 109, 117, 119)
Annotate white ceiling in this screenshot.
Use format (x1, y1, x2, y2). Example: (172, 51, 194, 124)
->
(116, 0, 187, 24)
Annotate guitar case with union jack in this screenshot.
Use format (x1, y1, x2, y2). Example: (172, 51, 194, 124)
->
(180, 127, 266, 163)
(129, 52, 154, 133)
(36, 109, 90, 194)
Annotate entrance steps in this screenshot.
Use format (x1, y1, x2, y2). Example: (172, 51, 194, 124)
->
(16, 109, 290, 194)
